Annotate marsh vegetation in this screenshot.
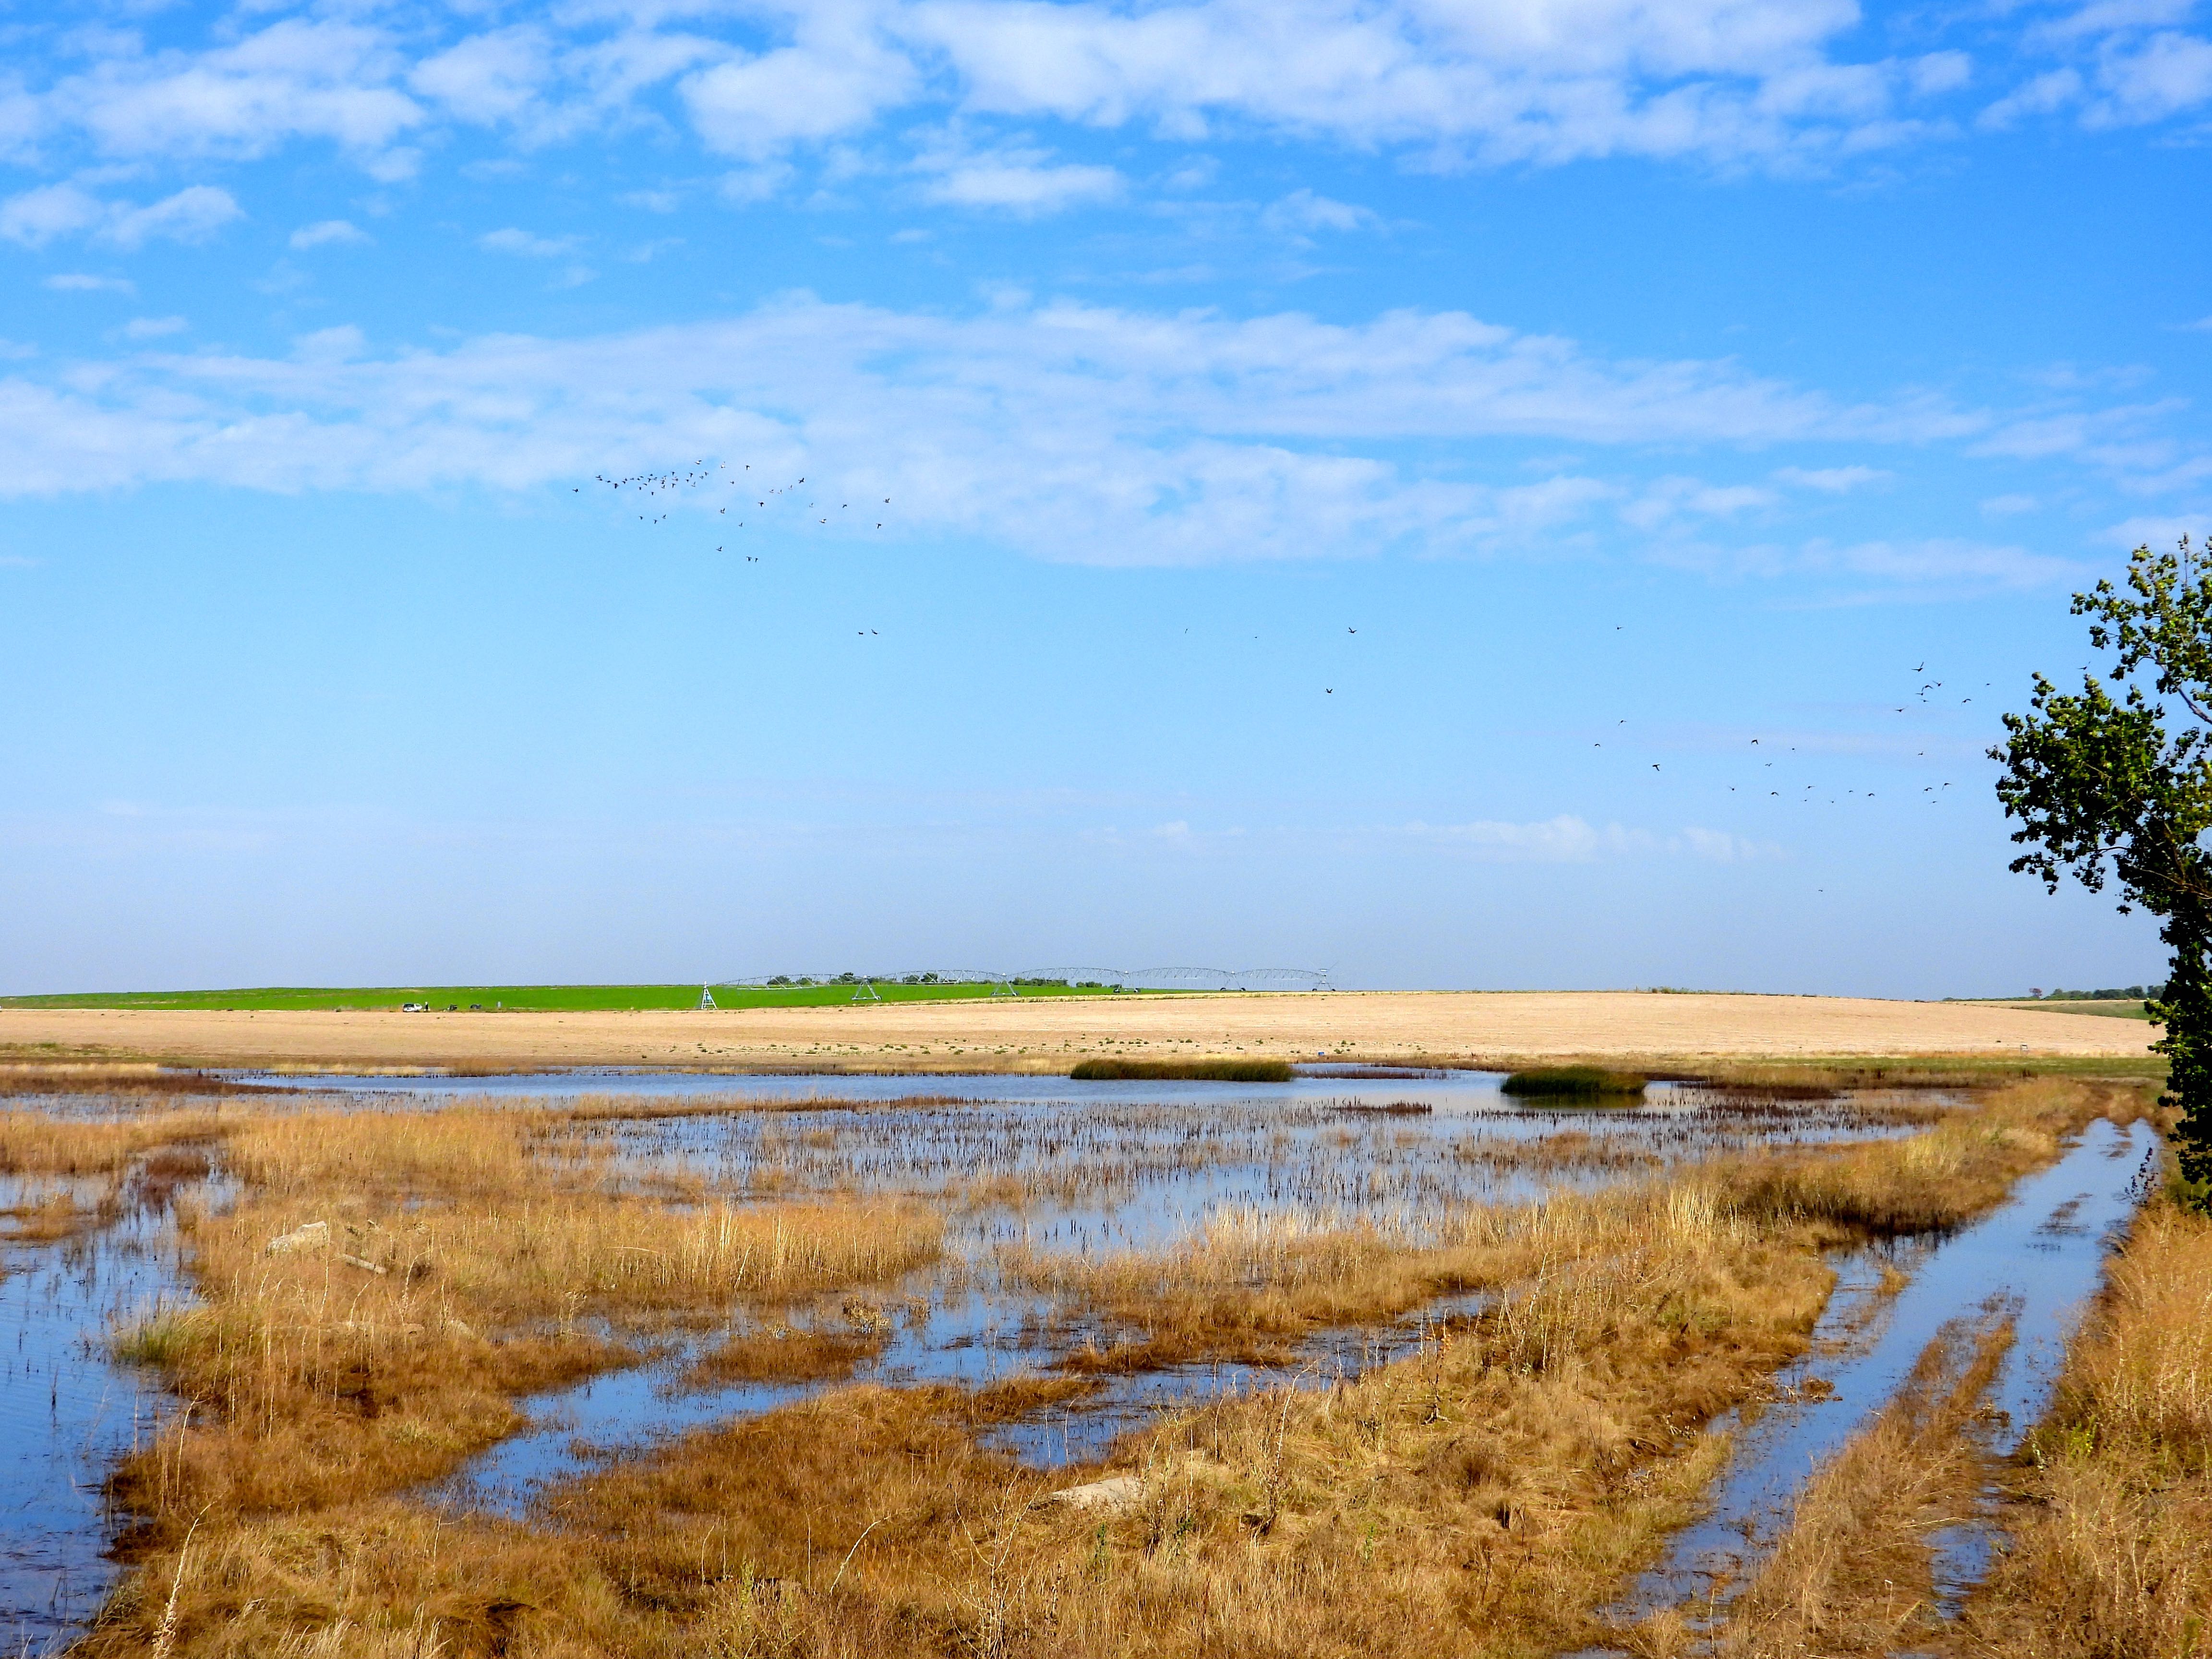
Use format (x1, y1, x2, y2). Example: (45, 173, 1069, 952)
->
(0, 1065, 2197, 1658)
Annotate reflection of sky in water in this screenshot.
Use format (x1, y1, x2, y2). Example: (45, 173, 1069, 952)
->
(1612, 1116, 2159, 1625)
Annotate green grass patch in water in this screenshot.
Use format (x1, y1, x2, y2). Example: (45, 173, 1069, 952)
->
(1069, 1058, 1295, 1082)
(1500, 1065, 1648, 1100)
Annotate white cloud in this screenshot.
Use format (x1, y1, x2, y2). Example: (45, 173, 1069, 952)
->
(0, 183, 239, 249)
(54, 18, 422, 161)
(478, 227, 584, 257)
(1622, 474, 1776, 529)
(0, 0, 2090, 194)
(1774, 464, 1888, 492)
(2102, 514, 2199, 550)
(1796, 537, 2080, 589)
(0, 185, 104, 247)
(1260, 189, 1376, 234)
(914, 139, 1123, 211)
(122, 316, 187, 339)
(680, 16, 916, 159)
(411, 28, 554, 127)
(2088, 29, 2212, 122)
(44, 272, 134, 295)
(1404, 815, 1779, 862)
(105, 185, 241, 249)
(0, 294, 2138, 578)
(290, 218, 370, 250)
(1981, 493, 2039, 515)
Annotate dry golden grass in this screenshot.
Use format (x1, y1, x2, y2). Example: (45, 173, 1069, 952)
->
(67, 1078, 2148, 1659)
(1955, 1198, 2212, 1659)
(0, 1106, 229, 1174)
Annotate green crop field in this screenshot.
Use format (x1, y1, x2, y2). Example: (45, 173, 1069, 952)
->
(0, 980, 1166, 1014)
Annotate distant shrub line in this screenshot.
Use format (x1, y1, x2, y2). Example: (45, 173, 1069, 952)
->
(2031, 984, 2165, 1001)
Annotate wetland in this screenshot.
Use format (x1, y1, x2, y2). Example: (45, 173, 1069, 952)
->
(0, 1062, 2199, 1658)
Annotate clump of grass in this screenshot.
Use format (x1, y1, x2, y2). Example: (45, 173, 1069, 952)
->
(1501, 1065, 1649, 1099)
(1070, 1057, 1295, 1082)
(0, 1108, 230, 1174)
(677, 1325, 888, 1390)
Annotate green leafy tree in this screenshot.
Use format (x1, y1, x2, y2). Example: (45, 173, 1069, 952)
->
(1992, 538, 2212, 1196)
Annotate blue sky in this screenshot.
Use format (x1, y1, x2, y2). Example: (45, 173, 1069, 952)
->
(2, 0, 2206, 997)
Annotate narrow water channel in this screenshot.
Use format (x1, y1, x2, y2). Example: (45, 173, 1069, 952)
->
(1608, 1115, 2159, 1627)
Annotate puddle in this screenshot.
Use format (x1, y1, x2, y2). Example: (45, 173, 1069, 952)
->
(0, 1168, 211, 1650)
(1608, 1116, 2160, 1628)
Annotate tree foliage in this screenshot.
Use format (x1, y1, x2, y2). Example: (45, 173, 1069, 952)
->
(1992, 539, 2212, 1193)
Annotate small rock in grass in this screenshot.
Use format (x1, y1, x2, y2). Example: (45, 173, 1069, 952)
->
(266, 1220, 331, 1256)
(1043, 1475, 1141, 1511)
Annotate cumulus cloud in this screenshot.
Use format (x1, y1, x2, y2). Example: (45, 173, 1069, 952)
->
(0, 0, 2131, 192)
(50, 18, 422, 160)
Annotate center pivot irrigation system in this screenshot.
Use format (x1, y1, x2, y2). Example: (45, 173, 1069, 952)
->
(698, 967, 1334, 1005)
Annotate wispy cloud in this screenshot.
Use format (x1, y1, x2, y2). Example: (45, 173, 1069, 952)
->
(290, 218, 370, 249)
(477, 226, 583, 257)
(0, 183, 240, 249)
(43, 273, 134, 294)
(0, 294, 2163, 584)
(1402, 815, 1781, 863)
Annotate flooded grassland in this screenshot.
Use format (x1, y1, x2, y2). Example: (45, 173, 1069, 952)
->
(0, 1068, 2189, 1659)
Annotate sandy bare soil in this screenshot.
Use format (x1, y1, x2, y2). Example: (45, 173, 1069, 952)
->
(0, 991, 2156, 1073)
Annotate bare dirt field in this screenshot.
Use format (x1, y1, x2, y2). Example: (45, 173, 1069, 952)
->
(0, 989, 2157, 1072)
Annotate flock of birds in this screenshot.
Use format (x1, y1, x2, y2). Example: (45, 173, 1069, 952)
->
(586, 459, 892, 596)
(587, 457, 1981, 806)
(1590, 659, 1984, 807)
